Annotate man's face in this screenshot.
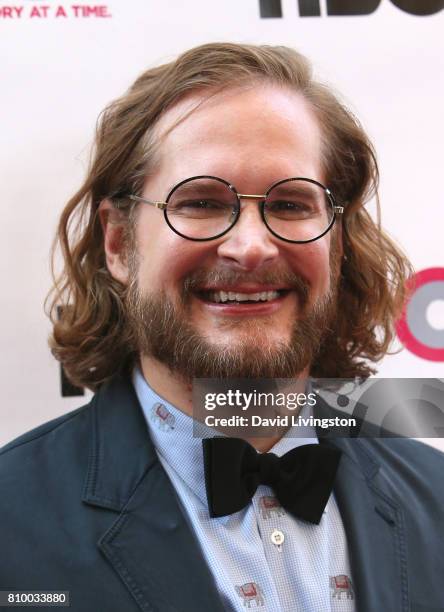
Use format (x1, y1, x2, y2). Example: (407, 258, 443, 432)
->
(122, 84, 341, 380)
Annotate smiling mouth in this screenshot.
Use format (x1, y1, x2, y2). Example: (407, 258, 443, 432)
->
(197, 289, 290, 304)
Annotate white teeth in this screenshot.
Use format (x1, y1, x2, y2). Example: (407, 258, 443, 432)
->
(209, 290, 280, 303)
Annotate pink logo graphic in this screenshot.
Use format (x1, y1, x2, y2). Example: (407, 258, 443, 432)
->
(259, 495, 286, 519)
(329, 574, 354, 600)
(235, 582, 264, 608)
(396, 267, 444, 362)
(150, 402, 175, 431)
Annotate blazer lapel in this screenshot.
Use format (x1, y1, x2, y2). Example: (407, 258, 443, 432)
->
(315, 394, 409, 612)
(328, 439, 408, 612)
(82, 375, 225, 612)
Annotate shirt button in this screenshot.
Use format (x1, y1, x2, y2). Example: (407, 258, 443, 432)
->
(270, 529, 285, 546)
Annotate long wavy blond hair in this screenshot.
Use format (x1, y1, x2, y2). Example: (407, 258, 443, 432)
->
(47, 42, 413, 390)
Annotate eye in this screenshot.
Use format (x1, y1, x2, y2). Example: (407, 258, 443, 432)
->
(171, 199, 231, 210)
(269, 200, 306, 210)
(180, 199, 225, 209)
(167, 198, 235, 218)
(266, 200, 314, 218)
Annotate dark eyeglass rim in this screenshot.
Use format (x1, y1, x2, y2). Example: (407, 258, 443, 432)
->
(119, 175, 342, 244)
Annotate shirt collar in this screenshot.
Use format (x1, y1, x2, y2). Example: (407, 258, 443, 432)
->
(133, 366, 319, 509)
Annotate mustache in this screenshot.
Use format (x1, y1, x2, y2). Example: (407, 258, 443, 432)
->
(182, 268, 310, 304)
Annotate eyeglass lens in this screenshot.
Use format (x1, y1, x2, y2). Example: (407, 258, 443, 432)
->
(166, 177, 334, 242)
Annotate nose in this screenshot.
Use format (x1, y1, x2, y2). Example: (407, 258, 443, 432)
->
(216, 199, 280, 271)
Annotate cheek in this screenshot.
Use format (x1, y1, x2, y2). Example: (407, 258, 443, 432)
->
(135, 216, 210, 292)
(290, 241, 332, 294)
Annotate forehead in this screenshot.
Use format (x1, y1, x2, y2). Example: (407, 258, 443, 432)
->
(148, 83, 325, 193)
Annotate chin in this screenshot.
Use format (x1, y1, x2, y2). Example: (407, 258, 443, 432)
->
(205, 329, 290, 352)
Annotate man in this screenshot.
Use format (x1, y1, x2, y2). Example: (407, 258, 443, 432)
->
(1, 43, 443, 612)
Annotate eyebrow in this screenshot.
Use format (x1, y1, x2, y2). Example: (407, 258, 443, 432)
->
(166, 179, 231, 196)
(269, 185, 318, 198)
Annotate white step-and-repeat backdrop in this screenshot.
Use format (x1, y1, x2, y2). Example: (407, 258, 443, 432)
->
(1, 0, 443, 447)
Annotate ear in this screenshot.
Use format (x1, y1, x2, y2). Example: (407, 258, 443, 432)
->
(98, 199, 130, 285)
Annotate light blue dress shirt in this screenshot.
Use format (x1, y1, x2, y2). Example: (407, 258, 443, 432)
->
(133, 367, 356, 612)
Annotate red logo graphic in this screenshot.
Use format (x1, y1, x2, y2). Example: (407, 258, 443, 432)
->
(396, 268, 444, 362)
(259, 495, 286, 519)
(150, 402, 175, 431)
(235, 582, 265, 607)
(329, 574, 354, 600)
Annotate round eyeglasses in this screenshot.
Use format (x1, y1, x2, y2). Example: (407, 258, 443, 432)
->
(120, 175, 344, 243)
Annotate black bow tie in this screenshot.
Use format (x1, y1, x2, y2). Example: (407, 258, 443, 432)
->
(202, 437, 342, 524)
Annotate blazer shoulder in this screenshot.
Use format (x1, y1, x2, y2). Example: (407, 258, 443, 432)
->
(0, 399, 93, 470)
(358, 436, 444, 469)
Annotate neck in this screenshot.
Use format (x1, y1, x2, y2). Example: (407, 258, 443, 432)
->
(139, 354, 310, 452)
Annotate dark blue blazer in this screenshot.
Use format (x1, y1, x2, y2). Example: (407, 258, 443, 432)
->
(1, 375, 443, 611)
